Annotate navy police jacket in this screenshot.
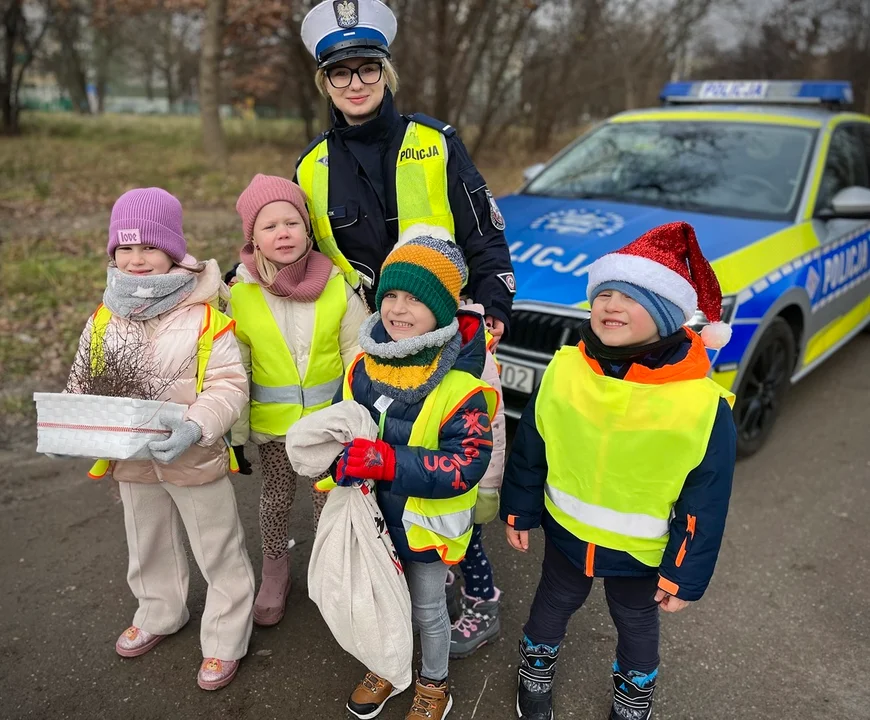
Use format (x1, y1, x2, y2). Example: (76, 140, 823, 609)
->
(295, 90, 515, 332)
(338, 311, 494, 564)
(500, 332, 737, 601)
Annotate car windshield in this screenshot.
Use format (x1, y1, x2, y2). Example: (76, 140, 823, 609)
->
(524, 120, 817, 220)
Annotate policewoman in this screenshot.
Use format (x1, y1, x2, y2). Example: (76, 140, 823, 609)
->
(297, 0, 516, 345)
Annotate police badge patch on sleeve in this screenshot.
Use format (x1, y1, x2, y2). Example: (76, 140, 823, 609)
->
(485, 188, 506, 231)
(497, 272, 517, 294)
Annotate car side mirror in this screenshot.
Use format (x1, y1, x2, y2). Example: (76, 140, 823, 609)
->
(823, 186, 870, 219)
(523, 163, 546, 183)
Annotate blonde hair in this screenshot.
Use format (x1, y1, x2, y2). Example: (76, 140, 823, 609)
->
(314, 57, 399, 99)
(254, 246, 280, 285)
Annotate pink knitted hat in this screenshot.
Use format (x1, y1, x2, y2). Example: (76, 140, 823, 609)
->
(108, 187, 198, 267)
(235, 174, 310, 244)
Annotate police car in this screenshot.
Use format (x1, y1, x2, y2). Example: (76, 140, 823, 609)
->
(497, 80, 870, 456)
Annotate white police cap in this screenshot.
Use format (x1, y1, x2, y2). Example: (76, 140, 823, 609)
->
(301, 0, 398, 68)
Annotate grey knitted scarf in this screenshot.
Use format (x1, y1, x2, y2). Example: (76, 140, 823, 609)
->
(103, 266, 197, 320)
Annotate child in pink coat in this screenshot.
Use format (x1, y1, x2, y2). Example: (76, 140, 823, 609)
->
(68, 188, 254, 691)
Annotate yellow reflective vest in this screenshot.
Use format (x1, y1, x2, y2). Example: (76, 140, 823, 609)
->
(87, 302, 239, 478)
(297, 122, 454, 289)
(342, 360, 497, 564)
(230, 275, 347, 436)
(535, 338, 734, 567)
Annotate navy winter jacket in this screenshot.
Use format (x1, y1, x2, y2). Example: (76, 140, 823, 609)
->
(294, 90, 515, 330)
(340, 311, 495, 564)
(500, 334, 737, 601)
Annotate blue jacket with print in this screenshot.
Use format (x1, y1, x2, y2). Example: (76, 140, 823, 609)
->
(339, 310, 494, 564)
(500, 333, 737, 601)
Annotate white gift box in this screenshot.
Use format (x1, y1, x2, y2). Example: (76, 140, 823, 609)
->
(34, 393, 187, 461)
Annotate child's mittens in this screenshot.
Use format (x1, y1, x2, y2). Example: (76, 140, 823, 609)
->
(344, 438, 396, 482)
(149, 415, 203, 464)
(473, 488, 500, 524)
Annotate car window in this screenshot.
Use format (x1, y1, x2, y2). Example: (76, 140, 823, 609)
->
(524, 121, 816, 221)
(854, 123, 870, 179)
(815, 125, 870, 213)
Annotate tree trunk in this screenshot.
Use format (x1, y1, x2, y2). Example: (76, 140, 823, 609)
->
(54, 9, 90, 114)
(200, 0, 228, 167)
(432, 1, 450, 120)
(2, 1, 20, 134)
(94, 29, 112, 114)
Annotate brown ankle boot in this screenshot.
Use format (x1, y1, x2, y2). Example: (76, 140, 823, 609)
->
(406, 676, 452, 719)
(347, 672, 401, 719)
(253, 554, 290, 626)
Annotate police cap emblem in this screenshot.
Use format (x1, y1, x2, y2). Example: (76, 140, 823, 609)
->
(333, 0, 359, 28)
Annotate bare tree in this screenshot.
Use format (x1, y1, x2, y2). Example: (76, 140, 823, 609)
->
(199, 0, 226, 165)
(1, 0, 52, 133)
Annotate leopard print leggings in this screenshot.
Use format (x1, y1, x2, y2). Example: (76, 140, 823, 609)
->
(258, 441, 328, 559)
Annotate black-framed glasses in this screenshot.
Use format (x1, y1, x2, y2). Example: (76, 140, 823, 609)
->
(326, 62, 383, 89)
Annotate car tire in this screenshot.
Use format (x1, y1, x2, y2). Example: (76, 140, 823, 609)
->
(733, 317, 797, 458)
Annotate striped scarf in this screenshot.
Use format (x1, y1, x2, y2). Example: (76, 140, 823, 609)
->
(358, 312, 461, 405)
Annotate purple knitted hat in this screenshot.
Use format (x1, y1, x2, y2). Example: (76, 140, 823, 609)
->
(108, 188, 197, 267)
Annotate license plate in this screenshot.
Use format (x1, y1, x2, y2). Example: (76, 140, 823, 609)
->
(499, 360, 536, 394)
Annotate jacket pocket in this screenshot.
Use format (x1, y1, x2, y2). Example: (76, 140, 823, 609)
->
(328, 199, 360, 229)
(458, 165, 487, 194)
(674, 513, 696, 568)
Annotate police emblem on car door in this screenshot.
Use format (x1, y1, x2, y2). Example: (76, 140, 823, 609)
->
(334, 0, 359, 28)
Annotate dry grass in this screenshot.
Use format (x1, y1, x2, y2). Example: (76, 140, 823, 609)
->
(0, 111, 574, 421)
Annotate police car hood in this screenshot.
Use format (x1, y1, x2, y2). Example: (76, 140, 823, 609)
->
(499, 194, 789, 305)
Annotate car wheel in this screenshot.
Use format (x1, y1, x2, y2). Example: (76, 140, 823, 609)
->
(733, 317, 796, 458)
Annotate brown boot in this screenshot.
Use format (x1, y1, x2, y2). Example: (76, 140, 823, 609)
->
(406, 676, 453, 720)
(347, 672, 401, 719)
(253, 554, 290, 626)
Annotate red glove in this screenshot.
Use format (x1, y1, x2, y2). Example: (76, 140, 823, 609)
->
(344, 438, 396, 482)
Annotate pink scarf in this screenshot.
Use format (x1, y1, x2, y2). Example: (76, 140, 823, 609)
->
(240, 242, 334, 301)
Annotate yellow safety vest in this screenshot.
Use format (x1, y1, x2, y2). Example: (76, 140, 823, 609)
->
(297, 122, 454, 289)
(230, 275, 347, 436)
(535, 343, 734, 567)
(87, 303, 239, 478)
(342, 360, 497, 564)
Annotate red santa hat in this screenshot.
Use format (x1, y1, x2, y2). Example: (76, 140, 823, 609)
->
(586, 221, 732, 349)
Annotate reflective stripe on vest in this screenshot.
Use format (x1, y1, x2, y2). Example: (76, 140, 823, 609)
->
(297, 122, 454, 289)
(87, 303, 238, 477)
(343, 360, 497, 564)
(535, 340, 734, 567)
(231, 274, 346, 436)
(250, 377, 342, 407)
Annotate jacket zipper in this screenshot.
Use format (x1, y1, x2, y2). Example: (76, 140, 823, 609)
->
(585, 543, 595, 577)
(675, 514, 696, 568)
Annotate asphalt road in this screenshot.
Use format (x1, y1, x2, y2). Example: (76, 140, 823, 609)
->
(2, 334, 868, 720)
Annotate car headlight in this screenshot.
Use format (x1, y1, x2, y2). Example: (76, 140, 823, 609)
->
(686, 295, 736, 330)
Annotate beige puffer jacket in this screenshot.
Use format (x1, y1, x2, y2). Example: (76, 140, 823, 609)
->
(227, 263, 368, 446)
(69, 260, 248, 486)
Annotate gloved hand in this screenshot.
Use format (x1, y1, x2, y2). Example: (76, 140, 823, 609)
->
(334, 443, 358, 487)
(343, 438, 396, 482)
(232, 445, 252, 475)
(149, 415, 202, 464)
(474, 488, 500, 524)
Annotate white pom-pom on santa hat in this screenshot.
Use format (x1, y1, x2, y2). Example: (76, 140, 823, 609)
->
(700, 321, 732, 350)
(394, 223, 455, 249)
(587, 221, 731, 349)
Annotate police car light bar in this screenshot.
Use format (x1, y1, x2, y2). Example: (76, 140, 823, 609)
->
(660, 80, 854, 107)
